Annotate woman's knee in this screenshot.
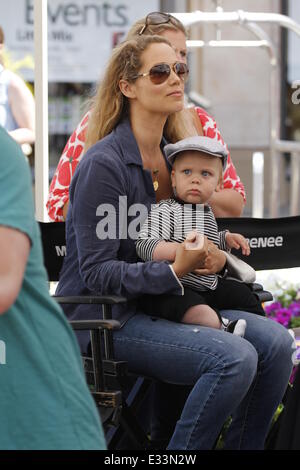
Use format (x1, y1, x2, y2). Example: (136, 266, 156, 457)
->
(232, 339, 258, 387)
(222, 312, 295, 370)
(271, 321, 296, 366)
(259, 318, 295, 362)
(204, 334, 258, 388)
(204, 337, 258, 401)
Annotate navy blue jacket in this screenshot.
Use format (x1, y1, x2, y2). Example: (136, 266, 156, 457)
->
(57, 118, 183, 352)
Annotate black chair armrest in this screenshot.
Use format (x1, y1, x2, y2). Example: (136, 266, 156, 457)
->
(250, 283, 265, 292)
(248, 283, 273, 303)
(255, 291, 273, 303)
(70, 319, 120, 331)
(53, 295, 127, 305)
(52, 294, 125, 359)
(68, 319, 121, 393)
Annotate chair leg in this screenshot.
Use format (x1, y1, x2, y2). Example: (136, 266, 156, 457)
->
(106, 401, 151, 450)
(105, 378, 152, 450)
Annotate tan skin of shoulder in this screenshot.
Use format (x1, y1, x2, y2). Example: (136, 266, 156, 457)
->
(209, 188, 244, 218)
(0, 226, 30, 315)
(62, 201, 69, 220)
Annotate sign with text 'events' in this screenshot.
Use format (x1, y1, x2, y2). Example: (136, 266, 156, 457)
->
(0, 0, 159, 82)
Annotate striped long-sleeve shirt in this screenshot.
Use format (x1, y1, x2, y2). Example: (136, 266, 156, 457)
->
(136, 199, 228, 291)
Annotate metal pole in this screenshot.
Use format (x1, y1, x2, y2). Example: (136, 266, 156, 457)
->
(272, 140, 300, 215)
(269, 57, 281, 218)
(252, 152, 264, 218)
(172, 11, 300, 37)
(186, 40, 269, 48)
(290, 152, 300, 216)
(242, 21, 280, 217)
(34, 0, 49, 222)
(274, 140, 300, 153)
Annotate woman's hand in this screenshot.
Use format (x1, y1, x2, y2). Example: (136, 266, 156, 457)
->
(193, 241, 226, 275)
(172, 232, 209, 278)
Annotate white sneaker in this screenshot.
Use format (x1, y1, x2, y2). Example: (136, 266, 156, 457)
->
(288, 329, 299, 365)
(222, 318, 247, 337)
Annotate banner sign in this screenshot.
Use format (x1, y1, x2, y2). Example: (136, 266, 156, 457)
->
(217, 216, 300, 271)
(0, 0, 158, 82)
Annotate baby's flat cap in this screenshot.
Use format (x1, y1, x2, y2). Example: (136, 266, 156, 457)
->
(164, 136, 228, 169)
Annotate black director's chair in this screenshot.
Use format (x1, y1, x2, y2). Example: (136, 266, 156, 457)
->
(39, 216, 295, 449)
(217, 215, 300, 271)
(216, 215, 300, 300)
(39, 221, 152, 450)
(217, 215, 300, 449)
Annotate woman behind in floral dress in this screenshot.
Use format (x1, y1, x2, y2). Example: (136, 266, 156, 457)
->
(47, 13, 245, 222)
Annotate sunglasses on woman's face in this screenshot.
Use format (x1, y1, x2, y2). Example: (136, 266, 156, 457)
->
(133, 62, 189, 85)
(139, 12, 181, 35)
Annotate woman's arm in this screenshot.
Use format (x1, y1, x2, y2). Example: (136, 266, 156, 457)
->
(46, 112, 90, 221)
(193, 240, 226, 276)
(209, 188, 244, 217)
(62, 200, 69, 221)
(195, 107, 246, 217)
(70, 152, 210, 299)
(0, 226, 30, 314)
(153, 240, 179, 261)
(71, 154, 182, 298)
(136, 203, 180, 262)
(172, 233, 209, 278)
(8, 72, 35, 145)
(137, 205, 226, 274)
(143, 234, 216, 275)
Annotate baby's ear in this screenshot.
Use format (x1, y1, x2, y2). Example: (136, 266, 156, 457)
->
(215, 171, 223, 192)
(171, 170, 176, 186)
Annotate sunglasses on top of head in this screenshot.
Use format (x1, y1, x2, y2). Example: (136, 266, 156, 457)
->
(139, 11, 182, 35)
(132, 62, 189, 85)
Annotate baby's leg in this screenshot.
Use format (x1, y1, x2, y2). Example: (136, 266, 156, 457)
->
(182, 304, 222, 329)
(182, 304, 247, 337)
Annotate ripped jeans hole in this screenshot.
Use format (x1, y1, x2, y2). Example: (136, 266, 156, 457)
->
(212, 337, 224, 344)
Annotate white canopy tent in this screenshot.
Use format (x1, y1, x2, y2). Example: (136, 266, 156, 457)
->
(34, 2, 300, 220)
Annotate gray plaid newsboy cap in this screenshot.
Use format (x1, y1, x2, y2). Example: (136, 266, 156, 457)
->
(164, 136, 228, 169)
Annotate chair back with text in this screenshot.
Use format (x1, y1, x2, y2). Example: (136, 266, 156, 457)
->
(217, 216, 300, 271)
(39, 222, 66, 281)
(38, 221, 151, 449)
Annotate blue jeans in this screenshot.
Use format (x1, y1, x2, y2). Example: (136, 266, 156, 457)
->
(113, 309, 294, 450)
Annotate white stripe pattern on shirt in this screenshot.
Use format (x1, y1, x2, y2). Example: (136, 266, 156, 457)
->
(136, 199, 227, 291)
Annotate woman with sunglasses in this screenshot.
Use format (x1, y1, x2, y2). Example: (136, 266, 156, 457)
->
(47, 12, 245, 223)
(56, 33, 294, 450)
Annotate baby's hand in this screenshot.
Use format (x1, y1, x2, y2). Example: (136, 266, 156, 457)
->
(185, 231, 205, 250)
(225, 232, 250, 256)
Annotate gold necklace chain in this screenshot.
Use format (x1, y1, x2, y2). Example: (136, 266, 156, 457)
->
(152, 169, 159, 191)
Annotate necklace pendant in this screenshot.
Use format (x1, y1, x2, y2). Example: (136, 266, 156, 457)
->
(153, 180, 159, 191)
(152, 168, 159, 191)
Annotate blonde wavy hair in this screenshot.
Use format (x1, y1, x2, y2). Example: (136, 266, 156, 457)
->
(0, 26, 4, 65)
(85, 15, 198, 152)
(85, 35, 172, 152)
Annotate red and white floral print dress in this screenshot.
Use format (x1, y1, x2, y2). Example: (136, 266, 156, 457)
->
(47, 107, 245, 222)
